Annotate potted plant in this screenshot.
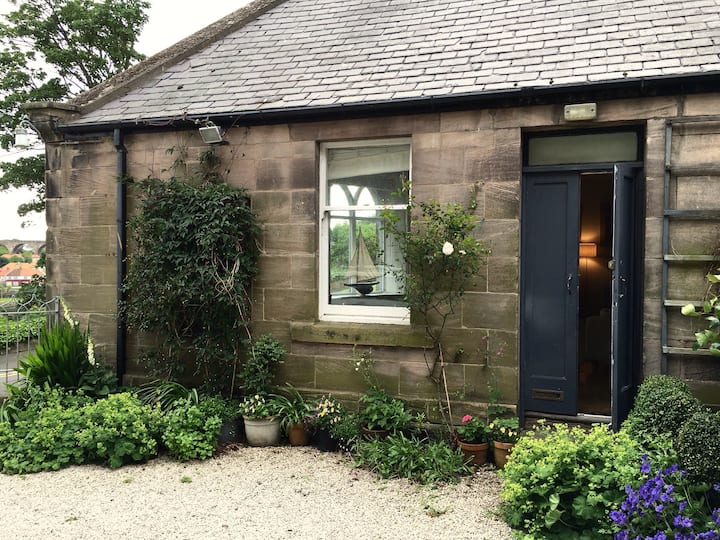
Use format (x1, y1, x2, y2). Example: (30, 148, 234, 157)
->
(275, 384, 313, 446)
(200, 395, 241, 445)
(238, 394, 282, 446)
(456, 414, 490, 465)
(488, 416, 520, 469)
(357, 386, 413, 438)
(307, 395, 344, 451)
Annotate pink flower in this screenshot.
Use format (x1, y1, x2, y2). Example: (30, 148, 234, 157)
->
(461, 414, 473, 423)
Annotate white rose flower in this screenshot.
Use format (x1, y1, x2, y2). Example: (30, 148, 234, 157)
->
(442, 241, 454, 256)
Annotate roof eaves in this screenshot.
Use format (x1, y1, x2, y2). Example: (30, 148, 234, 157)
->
(67, 0, 288, 114)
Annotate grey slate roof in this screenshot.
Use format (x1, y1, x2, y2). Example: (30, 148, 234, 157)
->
(70, 0, 720, 127)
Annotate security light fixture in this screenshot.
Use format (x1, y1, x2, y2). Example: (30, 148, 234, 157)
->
(564, 103, 597, 121)
(198, 124, 224, 144)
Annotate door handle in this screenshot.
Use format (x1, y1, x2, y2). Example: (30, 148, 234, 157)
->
(567, 274, 573, 294)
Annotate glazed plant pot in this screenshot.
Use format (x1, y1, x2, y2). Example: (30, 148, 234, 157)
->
(217, 418, 242, 445)
(287, 422, 310, 446)
(313, 428, 338, 452)
(243, 416, 281, 447)
(458, 440, 489, 466)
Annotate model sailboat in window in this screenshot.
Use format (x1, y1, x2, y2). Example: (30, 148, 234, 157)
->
(344, 230, 379, 295)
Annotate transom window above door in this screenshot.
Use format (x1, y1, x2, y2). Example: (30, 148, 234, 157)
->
(319, 139, 411, 324)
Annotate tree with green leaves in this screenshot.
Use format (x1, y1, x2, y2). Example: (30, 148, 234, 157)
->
(0, 0, 150, 216)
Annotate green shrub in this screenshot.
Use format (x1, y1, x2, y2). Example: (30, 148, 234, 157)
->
(676, 409, 720, 484)
(0, 312, 44, 346)
(199, 395, 238, 422)
(17, 320, 92, 389)
(0, 387, 91, 473)
(622, 375, 702, 444)
(0, 387, 160, 473)
(355, 432, 471, 484)
(330, 412, 361, 453)
(161, 399, 222, 461)
(240, 334, 285, 395)
(135, 379, 199, 410)
(76, 393, 162, 468)
(358, 387, 414, 432)
(500, 423, 641, 538)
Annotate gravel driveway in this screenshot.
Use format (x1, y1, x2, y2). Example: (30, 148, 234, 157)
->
(0, 446, 514, 539)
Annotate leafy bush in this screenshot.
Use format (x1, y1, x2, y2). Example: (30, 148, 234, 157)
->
(75, 393, 162, 468)
(501, 423, 641, 538)
(331, 412, 362, 453)
(161, 399, 222, 461)
(77, 363, 119, 398)
(622, 375, 702, 445)
(0, 388, 88, 473)
(358, 387, 414, 432)
(0, 387, 161, 473)
(135, 379, 199, 410)
(610, 455, 720, 539)
(0, 312, 44, 346)
(676, 409, 720, 484)
(17, 320, 92, 389)
(355, 432, 471, 484)
(240, 335, 285, 395)
(682, 269, 720, 355)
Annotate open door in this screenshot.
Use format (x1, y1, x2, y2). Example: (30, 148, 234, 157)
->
(611, 164, 641, 429)
(520, 172, 580, 416)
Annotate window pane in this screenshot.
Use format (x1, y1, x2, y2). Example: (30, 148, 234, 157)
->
(328, 209, 407, 306)
(527, 132, 638, 166)
(327, 145, 409, 206)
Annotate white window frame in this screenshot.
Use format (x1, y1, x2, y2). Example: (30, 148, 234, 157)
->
(319, 138, 411, 325)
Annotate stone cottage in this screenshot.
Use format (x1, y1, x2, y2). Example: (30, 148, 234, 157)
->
(27, 0, 720, 427)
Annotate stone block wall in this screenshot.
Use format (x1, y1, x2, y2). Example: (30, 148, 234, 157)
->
(44, 137, 119, 364)
(40, 92, 720, 413)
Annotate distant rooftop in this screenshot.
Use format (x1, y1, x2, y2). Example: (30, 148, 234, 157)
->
(68, 0, 720, 127)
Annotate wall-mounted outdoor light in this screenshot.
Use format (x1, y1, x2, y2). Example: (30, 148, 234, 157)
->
(579, 242, 598, 258)
(198, 124, 224, 144)
(564, 103, 597, 121)
(13, 119, 41, 149)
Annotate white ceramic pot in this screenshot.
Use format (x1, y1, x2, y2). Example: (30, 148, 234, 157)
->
(243, 416, 281, 447)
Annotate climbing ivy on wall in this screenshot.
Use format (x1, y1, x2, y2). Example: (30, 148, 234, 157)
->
(121, 155, 261, 392)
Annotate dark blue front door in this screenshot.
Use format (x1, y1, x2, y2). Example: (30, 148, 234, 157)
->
(520, 172, 580, 416)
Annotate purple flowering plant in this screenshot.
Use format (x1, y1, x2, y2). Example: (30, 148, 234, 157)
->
(610, 455, 720, 539)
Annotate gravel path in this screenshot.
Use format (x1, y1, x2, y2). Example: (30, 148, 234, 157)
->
(0, 446, 514, 539)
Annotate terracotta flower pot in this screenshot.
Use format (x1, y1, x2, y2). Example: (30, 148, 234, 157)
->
(287, 422, 310, 446)
(361, 426, 390, 440)
(492, 441, 515, 469)
(458, 440, 489, 466)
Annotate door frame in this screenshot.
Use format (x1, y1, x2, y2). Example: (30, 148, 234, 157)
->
(519, 160, 645, 428)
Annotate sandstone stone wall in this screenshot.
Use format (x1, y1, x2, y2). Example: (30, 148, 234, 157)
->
(42, 92, 720, 414)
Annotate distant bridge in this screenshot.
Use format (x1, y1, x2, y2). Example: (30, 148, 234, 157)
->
(0, 239, 46, 254)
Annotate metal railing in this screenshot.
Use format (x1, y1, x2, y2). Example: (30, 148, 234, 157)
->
(0, 296, 60, 393)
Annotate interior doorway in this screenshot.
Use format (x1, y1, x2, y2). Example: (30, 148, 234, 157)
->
(577, 172, 613, 415)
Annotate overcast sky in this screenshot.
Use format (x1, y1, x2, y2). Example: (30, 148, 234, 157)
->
(0, 0, 252, 241)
